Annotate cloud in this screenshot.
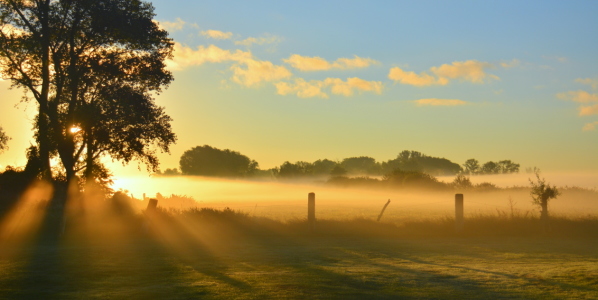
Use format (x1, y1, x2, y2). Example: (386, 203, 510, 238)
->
(388, 60, 496, 86)
(235, 34, 282, 46)
(576, 78, 598, 90)
(201, 29, 233, 40)
(430, 60, 497, 83)
(412, 98, 468, 106)
(583, 121, 598, 131)
(579, 104, 598, 116)
(166, 43, 251, 70)
(556, 90, 598, 103)
(543, 55, 568, 63)
(284, 54, 378, 71)
(231, 59, 292, 87)
(157, 18, 189, 32)
(388, 67, 444, 87)
(276, 79, 328, 98)
(500, 59, 520, 69)
(276, 77, 383, 98)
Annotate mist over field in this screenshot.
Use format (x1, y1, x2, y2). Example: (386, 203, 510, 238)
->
(112, 173, 598, 222)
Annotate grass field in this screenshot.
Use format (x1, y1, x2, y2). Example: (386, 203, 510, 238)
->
(1, 208, 597, 299)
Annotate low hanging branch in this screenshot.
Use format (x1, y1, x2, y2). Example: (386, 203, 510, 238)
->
(377, 199, 391, 222)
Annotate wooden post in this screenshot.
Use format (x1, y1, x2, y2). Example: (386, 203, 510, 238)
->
(455, 194, 464, 232)
(147, 198, 158, 212)
(308, 192, 316, 233)
(377, 199, 391, 222)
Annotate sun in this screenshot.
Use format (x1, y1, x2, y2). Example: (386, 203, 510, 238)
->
(70, 126, 81, 134)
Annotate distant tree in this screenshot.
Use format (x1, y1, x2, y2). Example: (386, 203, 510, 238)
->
(340, 156, 380, 175)
(312, 159, 337, 176)
(179, 145, 258, 177)
(383, 169, 446, 189)
(529, 171, 559, 224)
(329, 165, 348, 177)
(382, 150, 461, 176)
(162, 168, 180, 176)
(481, 161, 500, 174)
(462, 159, 480, 175)
(0, 126, 9, 153)
(452, 174, 473, 190)
(497, 160, 520, 174)
(276, 161, 313, 178)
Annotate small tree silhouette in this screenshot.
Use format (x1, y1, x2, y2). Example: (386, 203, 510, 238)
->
(529, 171, 559, 231)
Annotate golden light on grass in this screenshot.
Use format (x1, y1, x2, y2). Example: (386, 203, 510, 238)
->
(0, 180, 53, 245)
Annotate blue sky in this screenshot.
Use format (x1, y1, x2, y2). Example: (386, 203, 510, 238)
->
(1, 0, 597, 174)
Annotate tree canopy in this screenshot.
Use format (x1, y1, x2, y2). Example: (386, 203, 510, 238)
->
(179, 145, 258, 177)
(0, 0, 175, 184)
(0, 126, 9, 153)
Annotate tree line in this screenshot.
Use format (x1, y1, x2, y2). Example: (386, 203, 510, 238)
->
(160, 145, 521, 179)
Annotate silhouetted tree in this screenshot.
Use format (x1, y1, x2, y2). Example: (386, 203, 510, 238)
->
(276, 161, 313, 178)
(341, 156, 380, 175)
(0, 126, 9, 153)
(329, 165, 348, 177)
(382, 150, 461, 175)
(497, 160, 520, 174)
(481, 161, 500, 174)
(383, 169, 446, 189)
(179, 145, 258, 177)
(312, 159, 337, 176)
(0, 0, 175, 183)
(462, 158, 480, 175)
(529, 171, 559, 224)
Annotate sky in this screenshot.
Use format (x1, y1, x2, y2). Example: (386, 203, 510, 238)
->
(1, 0, 598, 176)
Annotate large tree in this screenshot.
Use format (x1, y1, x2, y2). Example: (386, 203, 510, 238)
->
(0, 0, 175, 184)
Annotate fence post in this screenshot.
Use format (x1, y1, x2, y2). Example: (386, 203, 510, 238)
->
(308, 192, 316, 233)
(147, 198, 158, 212)
(455, 194, 464, 232)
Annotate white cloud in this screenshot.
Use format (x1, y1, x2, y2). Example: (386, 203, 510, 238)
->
(583, 121, 598, 131)
(412, 98, 468, 106)
(201, 30, 233, 40)
(284, 54, 378, 71)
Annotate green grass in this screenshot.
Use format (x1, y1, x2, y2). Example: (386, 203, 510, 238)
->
(1, 208, 597, 299)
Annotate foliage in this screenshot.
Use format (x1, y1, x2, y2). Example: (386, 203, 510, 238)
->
(340, 156, 381, 175)
(383, 169, 447, 189)
(452, 174, 473, 190)
(382, 150, 462, 176)
(463, 158, 520, 175)
(0, 0, 175, 182)
(0, 126, 9, 153)
(529, 171, 560, 208)
(179, 145, 258, 177)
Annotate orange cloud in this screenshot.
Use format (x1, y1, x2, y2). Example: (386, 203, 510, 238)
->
(431, 60, 497, 83)
(231, 59, 292, 87)
(235, 34, 282, 46)
(413, 98, 467, 106)
(388, 67, 444, 87)
(500, 59, 520, 69)
(556, 90, 598, 103)
(576, 78, 598, 90)
(579, 104, 598, 116)
(583, 121, 598, 131)
(389, 60, 496, 86)
(276, 79, 328, 98)
(166, 43, 251, 70)
(157, 18, 190, 32)
(284, 54, 379, 71)
(276, 77, 382, 98)
(201, 30, 233, 40)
